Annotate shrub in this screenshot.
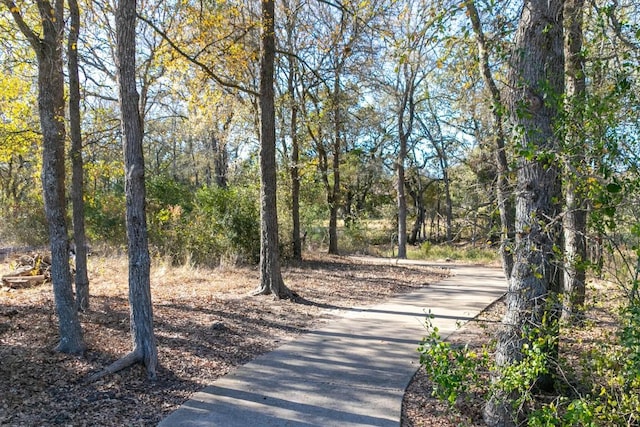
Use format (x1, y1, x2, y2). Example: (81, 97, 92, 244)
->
(418, 291, 640, 426)
(146, 176, 194, 260)
(84, 190, 127, 245)
(418, 312, 489, 406)
(0, 199, 48, 246)
(184, 186, 260, 266)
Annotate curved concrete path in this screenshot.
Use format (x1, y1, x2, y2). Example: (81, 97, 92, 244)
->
(158, 259, 506, 427)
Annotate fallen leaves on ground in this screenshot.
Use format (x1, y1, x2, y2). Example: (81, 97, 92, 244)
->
(1, 251, 448, 426)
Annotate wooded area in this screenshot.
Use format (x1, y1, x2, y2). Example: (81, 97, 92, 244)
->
(1, 0, 639, 425)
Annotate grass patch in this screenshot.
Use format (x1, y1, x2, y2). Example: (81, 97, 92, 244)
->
(408, 242, 500, 265)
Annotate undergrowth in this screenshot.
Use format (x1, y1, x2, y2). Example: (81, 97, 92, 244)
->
(418, 284, 640, 426)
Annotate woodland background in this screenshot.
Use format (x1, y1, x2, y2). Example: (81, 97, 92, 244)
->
(1, 0, 640, 425)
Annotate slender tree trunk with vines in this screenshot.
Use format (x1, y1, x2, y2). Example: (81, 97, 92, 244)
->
(483, 1, 564, 424)
(562, 0, 588, 323)
(465, 0, 515, 279)
(68, 0, 90, 312)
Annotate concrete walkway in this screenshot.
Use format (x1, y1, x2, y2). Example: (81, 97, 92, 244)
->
(158, 260, 507, 427)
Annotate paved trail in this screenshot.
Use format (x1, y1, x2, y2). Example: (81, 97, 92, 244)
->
(159, 260, 507, 427)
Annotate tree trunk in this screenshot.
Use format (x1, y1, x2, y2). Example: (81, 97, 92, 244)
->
(395, 58, 418, 259)
(290, 89, 302, 261)
(396, 143, 407, 258)
(3, 0, 86, 354)
(254, 0, 293, 299)
(210, 116, 231, 189)
(396, 96, 410, 258)
(406, 175, 432, 245)
(465, 0, 515, 279)
(285, 13, 302, 261)
(39, 35, 86, 352)
(328, 72, 341, 255)
(483, 1, 564, 425)
(441, 160, 453, 242)
(562, 0, 587, 323)
(116, 0, 158, 379)
(68, 0, 90, 311)
(409, 206, 424, 244)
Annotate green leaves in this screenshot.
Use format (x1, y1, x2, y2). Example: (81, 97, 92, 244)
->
(605, 181, 622, 194)
(417, 312, 488, 406)
(0, 72, 39, 163)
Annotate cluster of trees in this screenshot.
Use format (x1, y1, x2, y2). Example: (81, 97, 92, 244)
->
(1, 0, 639, 423)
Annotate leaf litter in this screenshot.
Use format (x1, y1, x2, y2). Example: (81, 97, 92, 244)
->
(1, 251, 448, 426)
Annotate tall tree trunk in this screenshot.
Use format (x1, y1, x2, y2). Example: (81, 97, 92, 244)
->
(3, 0, 85, 354)
(42, 0, 85, 354)
(211, 131, 228, 189)
(440, 157, 453, 242)
(284, 5, 302, 261)
(483, 1, 564, 425)
(397, 135, 407, 258)
(116, 0, 157, 378)
(289, 75, 302, 261)
(68, 0, 90, 311)
(465, 0, 515, 279)
(254, 0, 293, 299)
(562, 0, 588, 323)
(396, 61, 417, 259)
(328, 72, 341, 255)
(407, 177, 433, 244)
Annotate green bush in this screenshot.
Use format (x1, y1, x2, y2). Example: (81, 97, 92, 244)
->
(418, 296, 640, 426)
(146, 176, 194, 260)
(146, 176, 194, 213)
(530, 312, 640, 426)
(0, 199, 48, 246)
(418, 312, 489, 406)
(184, 186, 260, 266)
(84, 190, 127, 245)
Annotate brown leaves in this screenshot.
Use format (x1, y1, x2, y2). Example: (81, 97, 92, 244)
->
(1, 252, 445, 426)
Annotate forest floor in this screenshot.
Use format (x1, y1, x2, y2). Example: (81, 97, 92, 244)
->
(0, 249, 620, 426)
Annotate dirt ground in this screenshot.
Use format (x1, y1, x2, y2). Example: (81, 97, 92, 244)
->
(0, 250, 621, 426)
(1, 250, 457, 426)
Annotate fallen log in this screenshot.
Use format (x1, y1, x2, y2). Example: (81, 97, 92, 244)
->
(2, 274, 46, 288)
(1, 251, 52, 288)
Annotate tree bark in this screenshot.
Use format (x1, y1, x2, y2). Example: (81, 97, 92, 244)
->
(254, 0, 293, 299)
(397, 137, 407, 258)
(3, 0, 85, 354)
(116, 0, 158, 379)
(562, 0, 588, 323)
(396, 61, 416, 259)
(284, 3, 302, 261)
(289, 72, 302, 261)
(465, 0, 515, 279)
(328, 71, 341, 255)
(211, 129, 229, 189)
(407, 175, 434, 244)
(483, 1, 564, 425)
(68, 0, 90, 311)
(442, 162, 453, 242)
